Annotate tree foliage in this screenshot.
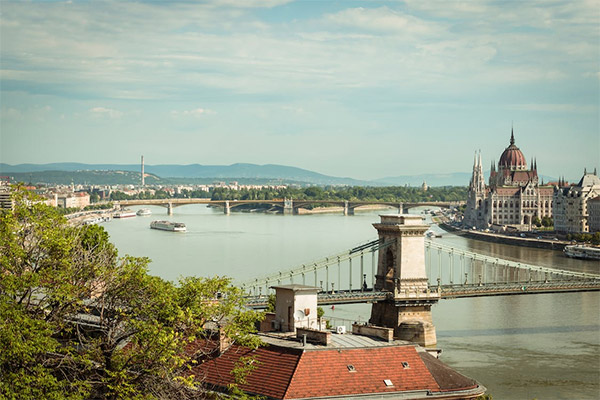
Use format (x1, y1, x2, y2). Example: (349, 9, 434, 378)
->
(211, 185, 467, 203)
(0, 187, 262, 399)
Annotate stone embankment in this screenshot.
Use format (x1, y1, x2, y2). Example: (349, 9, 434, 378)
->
(439, 223, 569, 250)
(296, 205, 394, 215)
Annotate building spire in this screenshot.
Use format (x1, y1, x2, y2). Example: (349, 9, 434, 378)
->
(510, 125, 515, 146)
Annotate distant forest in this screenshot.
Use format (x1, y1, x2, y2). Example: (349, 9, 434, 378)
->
(3, 170, 161, 186)
(4, 170, 307, 186)
(109, 186, 467, 203)
(210, 186, 467, 202)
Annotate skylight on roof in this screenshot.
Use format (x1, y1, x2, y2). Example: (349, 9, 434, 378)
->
(384, 379, 394, 387)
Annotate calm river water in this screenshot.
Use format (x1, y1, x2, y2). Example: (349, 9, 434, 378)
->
(102, 205, 599, 399)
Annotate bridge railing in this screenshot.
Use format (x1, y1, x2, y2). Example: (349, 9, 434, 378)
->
(241, 236, 600, 299)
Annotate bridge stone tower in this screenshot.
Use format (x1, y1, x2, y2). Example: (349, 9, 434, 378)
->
(369, 214, 439, 346)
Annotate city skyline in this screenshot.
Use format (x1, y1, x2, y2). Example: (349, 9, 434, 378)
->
(1, 0, 598, 181)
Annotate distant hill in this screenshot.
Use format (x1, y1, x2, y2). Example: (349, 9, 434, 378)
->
(0, 163, 370, 186)
(6, 162, 548, 187)
(2, 170, 162, 186)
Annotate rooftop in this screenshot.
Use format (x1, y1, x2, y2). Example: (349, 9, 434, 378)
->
(193, 330, 486, 399)
(258, 331, 411, 351)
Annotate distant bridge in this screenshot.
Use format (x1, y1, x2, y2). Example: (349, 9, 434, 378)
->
(241, 237, 600, 308)
(114, 198, 463, 215)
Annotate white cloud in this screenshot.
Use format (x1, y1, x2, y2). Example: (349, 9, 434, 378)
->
(170, 108, 216, 118)
(1, 107, 23, 120)
(89, 107, 123, 119)
(325, 7, 441, 36)
(206, 0, 292, 8)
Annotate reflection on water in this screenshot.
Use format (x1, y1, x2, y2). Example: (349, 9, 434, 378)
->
(103, 205, 599, 399)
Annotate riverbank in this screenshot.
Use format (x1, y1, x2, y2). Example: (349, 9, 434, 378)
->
(296, 204, 394, 215)
(439, 223, 568, 250)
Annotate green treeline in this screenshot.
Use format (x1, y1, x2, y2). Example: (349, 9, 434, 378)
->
(210, 186, 467, 202)
(107, 186, 466, 203)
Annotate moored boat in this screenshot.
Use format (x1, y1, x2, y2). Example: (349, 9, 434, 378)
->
(563, 245, 600, 261)
(113, 209, 137, 218)
(137, 208, 152, 216)
(150, 220, 186, 232)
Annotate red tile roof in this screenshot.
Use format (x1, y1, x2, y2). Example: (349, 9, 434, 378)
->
(284, 345, 440, 398)
(494, 187, 520, 196)
(192, 341, 482, 399)
(194, 344, 302, 399)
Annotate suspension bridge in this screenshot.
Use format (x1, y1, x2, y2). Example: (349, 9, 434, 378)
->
(242, 235, 600, 309)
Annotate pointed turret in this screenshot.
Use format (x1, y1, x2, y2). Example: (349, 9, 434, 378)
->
(510, 127, 515, 145)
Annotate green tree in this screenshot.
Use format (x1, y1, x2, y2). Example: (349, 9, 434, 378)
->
(541, 216, 553, 227)
(1, 187, 262, 399)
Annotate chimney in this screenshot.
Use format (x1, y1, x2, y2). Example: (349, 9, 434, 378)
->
(141, 155, 145, 186)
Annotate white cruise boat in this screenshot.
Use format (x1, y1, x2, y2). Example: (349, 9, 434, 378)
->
(563, 245, 600, 261)
(150, 220, 186, 232)
(113, 209, 136, 218)
(136, 208, 152, 216)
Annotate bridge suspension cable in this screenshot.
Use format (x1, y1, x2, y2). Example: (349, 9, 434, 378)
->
(240, 237, 394, 295)
(424, 240, 599, 281)
(241, 239, 600, 306)
(241, 237, 600, 299)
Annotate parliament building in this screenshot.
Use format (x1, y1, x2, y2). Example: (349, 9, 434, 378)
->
(464, 130, 554, 231)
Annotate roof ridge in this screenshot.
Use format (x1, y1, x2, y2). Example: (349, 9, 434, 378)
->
(281, 348, 305, 399)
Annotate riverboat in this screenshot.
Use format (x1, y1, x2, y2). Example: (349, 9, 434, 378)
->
(136, 208, 152, 216)
(113, 209, 136, 218)
(150, 220, 186, 232)
(82, 216, 109, 225)
(563, 245, 600, 261)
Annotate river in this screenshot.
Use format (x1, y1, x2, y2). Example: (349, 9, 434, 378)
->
(102, 205, 599, 399)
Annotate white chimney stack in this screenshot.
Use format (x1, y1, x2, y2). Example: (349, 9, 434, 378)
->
(141, 155, 145, 186)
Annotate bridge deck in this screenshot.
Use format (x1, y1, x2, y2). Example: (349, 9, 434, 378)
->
(245, 281, 600, 309)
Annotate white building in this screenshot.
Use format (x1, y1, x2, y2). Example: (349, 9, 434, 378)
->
(553, 170, 600, 233)
(588, 196, 600, 233)
(57, 192, 90, 209)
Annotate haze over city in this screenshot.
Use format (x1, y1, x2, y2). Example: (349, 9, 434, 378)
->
(1, 0, 598, 181)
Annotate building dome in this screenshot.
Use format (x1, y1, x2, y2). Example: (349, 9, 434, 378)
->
(499, 130, 527, 169)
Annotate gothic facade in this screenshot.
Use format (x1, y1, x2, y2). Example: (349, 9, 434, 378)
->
(464, 130, 554, 230)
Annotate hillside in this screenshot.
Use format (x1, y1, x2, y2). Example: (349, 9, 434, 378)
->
(0, 163, 371, 186)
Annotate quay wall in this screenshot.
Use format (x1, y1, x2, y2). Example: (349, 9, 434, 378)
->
(439, 223, 568, 251)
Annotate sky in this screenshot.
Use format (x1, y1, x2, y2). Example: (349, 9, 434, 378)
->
(1, 0, 598, 181)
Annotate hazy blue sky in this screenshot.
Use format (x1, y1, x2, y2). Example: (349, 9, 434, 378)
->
(1, 0, 598, 181)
